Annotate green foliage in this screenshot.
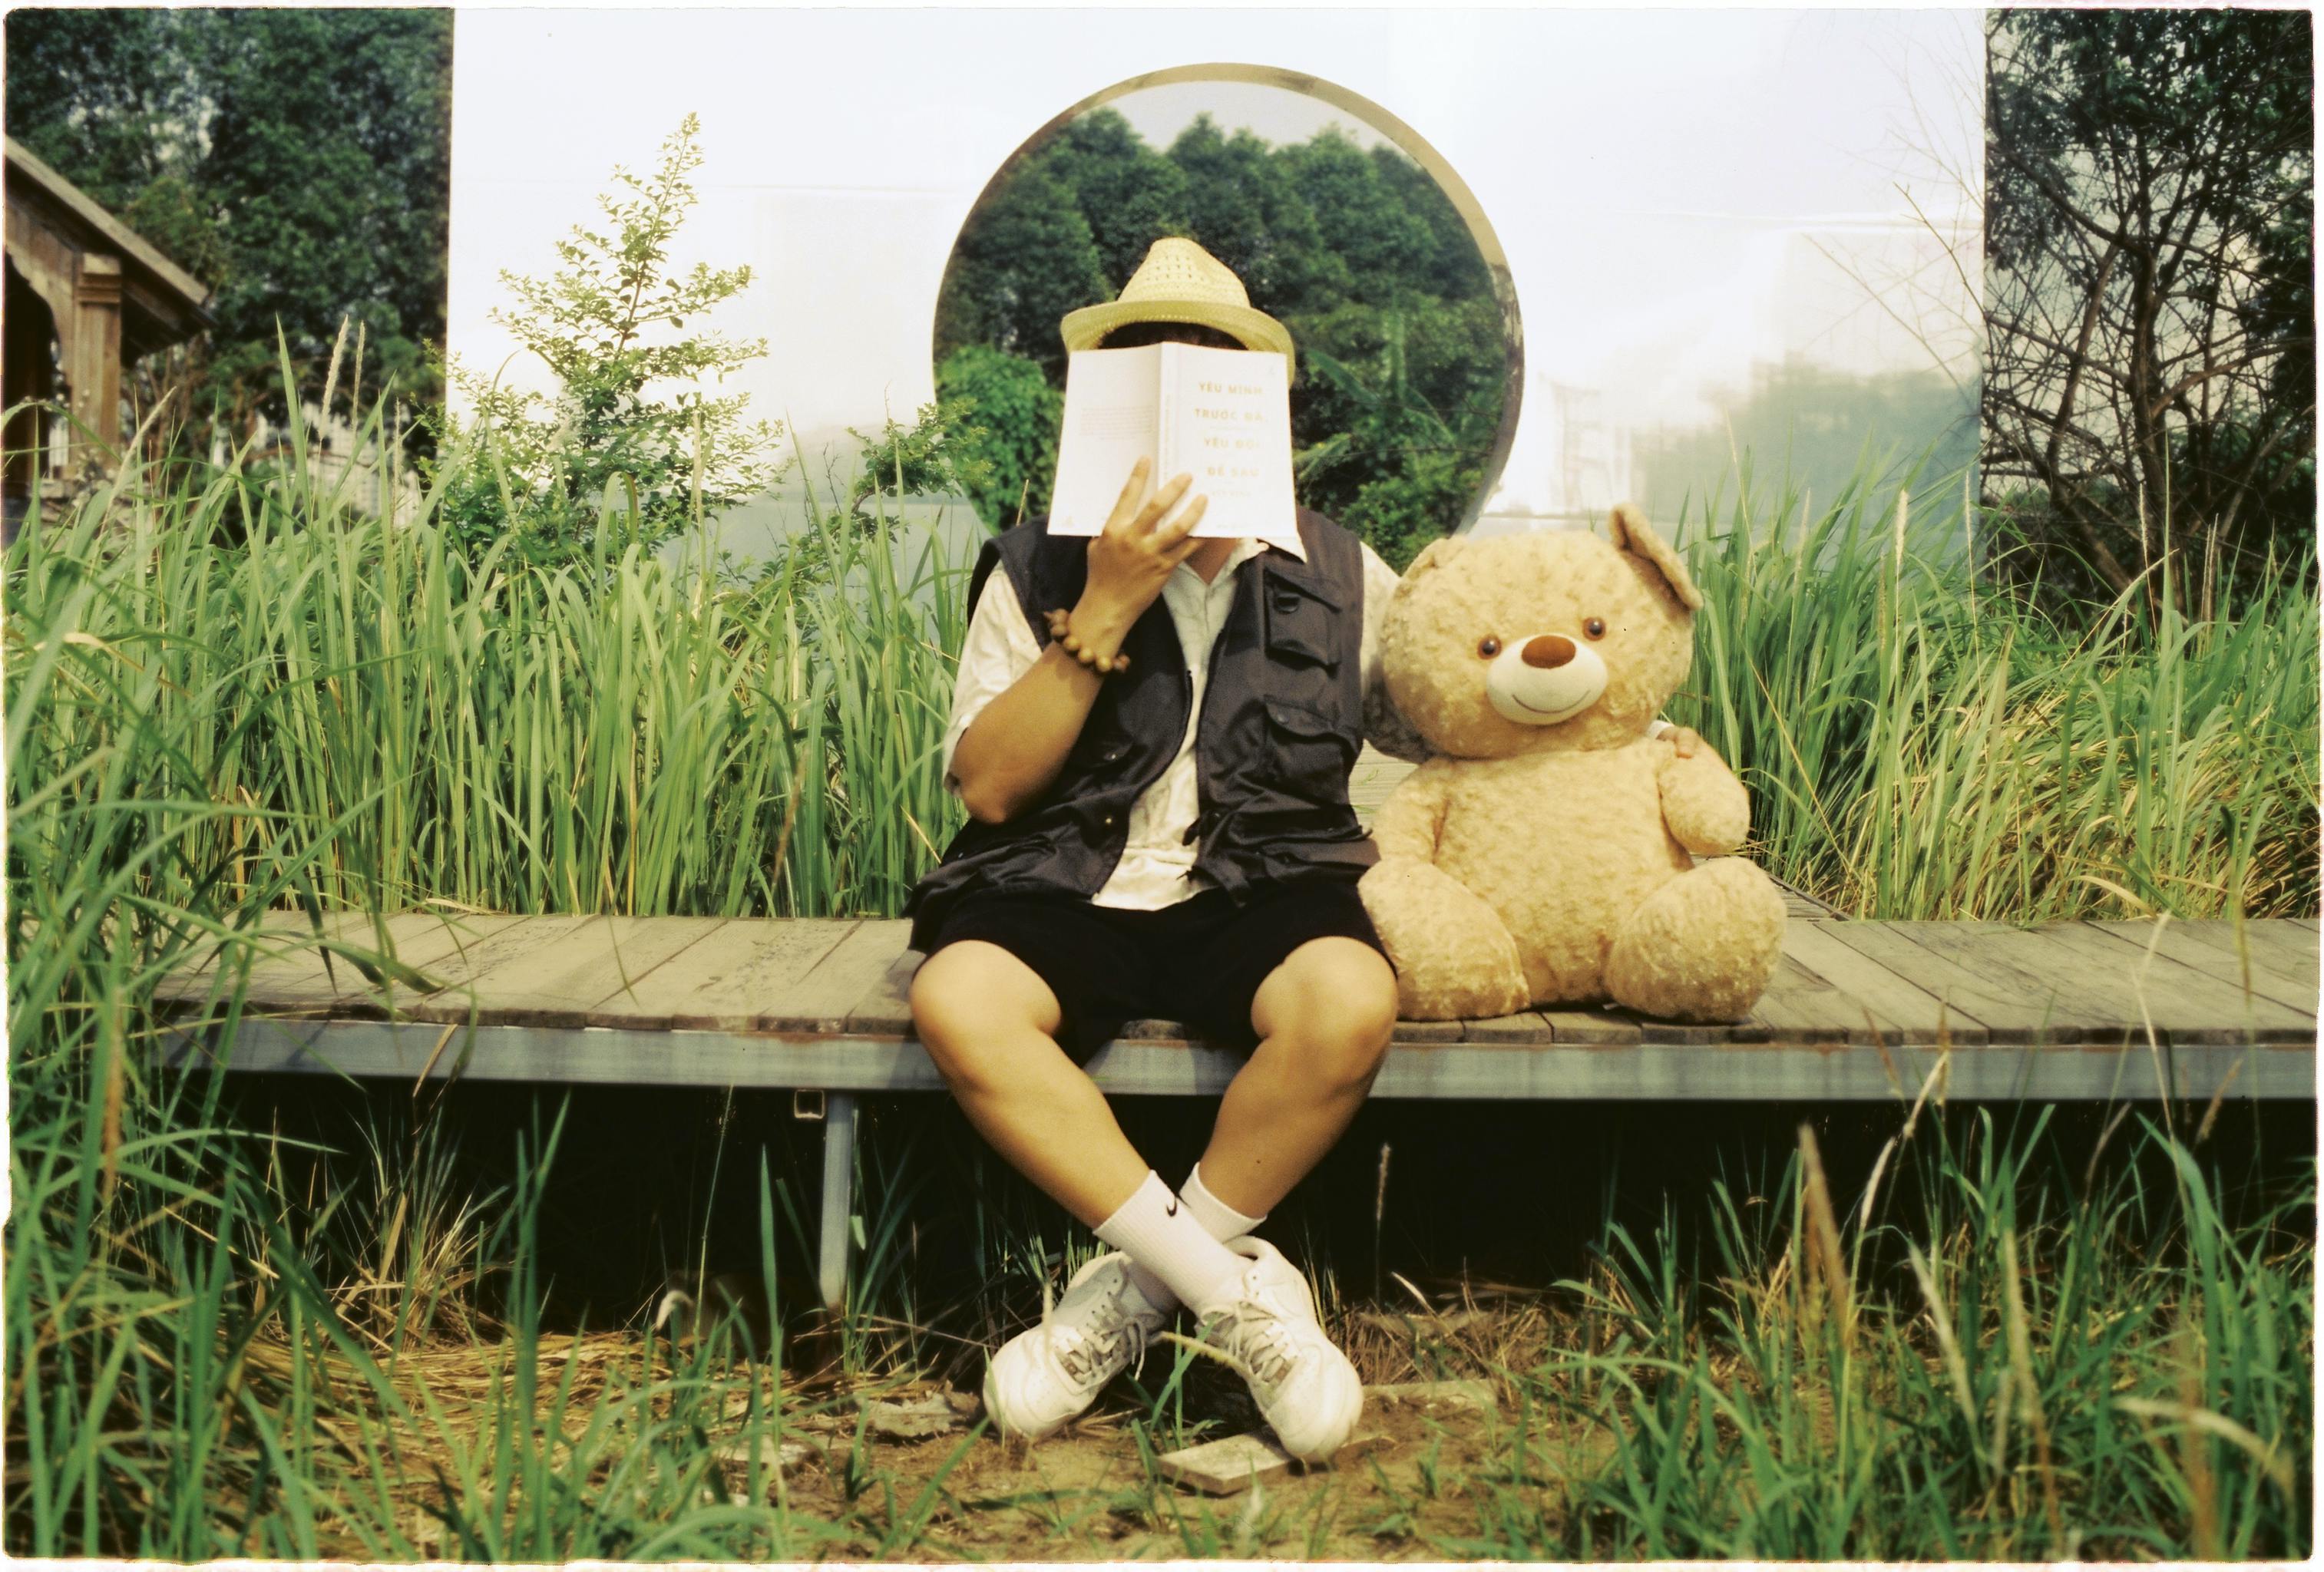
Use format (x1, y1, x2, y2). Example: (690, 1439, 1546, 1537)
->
(428, 114, 784, 571)
(3, 378, 2315, 1557)
(4, 7, 452, 421)
(934, 344, 1063, 530)
(933, 105, 1508, 560)
(1984, 8, 2314, 608)
(1516, 1114, 2312, 1559)
(1291, 309, 1486, 570)
(932, 167, 1110, 385)
(843, 396, 993, 517)
(1668, 461, 2320, 920)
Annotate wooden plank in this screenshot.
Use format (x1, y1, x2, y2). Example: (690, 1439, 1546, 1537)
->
(405, 915, 726, 1029)
(2085, 921, 2319, 1020)
(156, 910, 523, 1014)
(153, 909, 356, 1007)
(842, 946, 924, 1035)
(2007, 921, 2314, 1045)
(1461, 1012, 1554, 1044)
(1633, 1012, 1736, 1045)
(1882, 920, 2296, 1048)
(1736, 954, 1872, 1045)
(1117, 1019, 1193, 1040)
(412, 914, 591, 996)
(1818, 921, 2084, 1044)
(1539, 1007, 1645, 1045)
(582, 918, 858, 1031)
(759, 920, 914, 1032)
(1390, 1018, 1466, 1043)
(2138, 920, 2319, 1002)
(1773, 877, 1845, 923)
(1781, 920, 1993, 1045)
(187, 1018, 2318, 1101)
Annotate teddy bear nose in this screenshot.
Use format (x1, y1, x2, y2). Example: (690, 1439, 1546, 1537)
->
(1521, 634, 1575, 669)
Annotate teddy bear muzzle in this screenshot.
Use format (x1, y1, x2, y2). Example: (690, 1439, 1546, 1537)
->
(1486, 636, 1607, 725)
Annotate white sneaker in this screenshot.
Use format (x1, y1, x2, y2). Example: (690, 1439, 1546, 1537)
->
(982, 1251, 1172, 1441)
(1195, 1237, 1364, 1462)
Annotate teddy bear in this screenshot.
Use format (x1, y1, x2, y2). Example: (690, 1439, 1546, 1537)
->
(1358, 506, 1787, 1023)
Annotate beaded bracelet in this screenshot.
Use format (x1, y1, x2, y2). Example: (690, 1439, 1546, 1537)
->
(1043, 607, 1132, 675)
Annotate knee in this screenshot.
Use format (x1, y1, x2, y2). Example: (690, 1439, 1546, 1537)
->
(909, 945, 1051, 1089)
(1260, 942, 1399, 1087)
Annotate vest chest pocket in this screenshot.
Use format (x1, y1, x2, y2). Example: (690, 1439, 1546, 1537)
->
(1263, 569, 1342, 671)
(1262, 697, 1357, 801)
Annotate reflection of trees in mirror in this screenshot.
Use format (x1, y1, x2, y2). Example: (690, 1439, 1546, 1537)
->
(934, 107, 1506, 567)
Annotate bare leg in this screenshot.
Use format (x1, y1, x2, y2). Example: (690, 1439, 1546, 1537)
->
(909, 940, 1151, 1227)
(1195, 937, 1400, 1219)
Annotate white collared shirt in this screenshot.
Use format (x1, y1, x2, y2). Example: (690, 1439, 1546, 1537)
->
(941, 530, 1403, 910)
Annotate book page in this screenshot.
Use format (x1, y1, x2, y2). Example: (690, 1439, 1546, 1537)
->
(1160, 342, 1296, 539)
(1046, 346, 1161, 536)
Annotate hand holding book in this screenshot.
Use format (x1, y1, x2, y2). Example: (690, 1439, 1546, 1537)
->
(1063, 456, 1208, 665)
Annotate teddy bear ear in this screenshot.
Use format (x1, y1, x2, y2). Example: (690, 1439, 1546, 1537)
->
(1608, 504, 1703, 612)
(1399, 535, 1466, 588)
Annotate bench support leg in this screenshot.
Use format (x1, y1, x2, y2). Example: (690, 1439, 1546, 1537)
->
(817, 1091, 858, 1314)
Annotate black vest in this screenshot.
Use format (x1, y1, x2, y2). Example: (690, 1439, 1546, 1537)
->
(905, 507, 1377, 951)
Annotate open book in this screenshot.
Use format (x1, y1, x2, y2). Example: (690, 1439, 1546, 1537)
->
(1046, 342, 1297, 538)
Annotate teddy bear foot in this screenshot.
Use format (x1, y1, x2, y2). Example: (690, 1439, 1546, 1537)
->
(1604, 858, 1787, 1023)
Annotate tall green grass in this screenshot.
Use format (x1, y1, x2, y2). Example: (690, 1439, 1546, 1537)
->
(6, 401, 970, 927)
(5, 393, 2314, 1557)
(1673, 463, 2319, 919)
(1503, 1111, 2312, 1560)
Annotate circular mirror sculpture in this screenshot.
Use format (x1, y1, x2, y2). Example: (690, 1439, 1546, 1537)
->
(931, 64, 1520, 570)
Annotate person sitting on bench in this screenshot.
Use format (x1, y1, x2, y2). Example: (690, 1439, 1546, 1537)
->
(906, 238, 1693, 1460)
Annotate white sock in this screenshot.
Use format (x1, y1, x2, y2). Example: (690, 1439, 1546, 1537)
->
(1121, 1164, 1269, 1309)
(1182, 1163, 1268, 1242)
(1096, 1171, 1248, 1316)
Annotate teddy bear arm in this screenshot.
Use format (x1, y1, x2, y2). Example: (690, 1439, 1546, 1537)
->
(1367, 768, 1448, 862)
(1656, 748, 1751, 857)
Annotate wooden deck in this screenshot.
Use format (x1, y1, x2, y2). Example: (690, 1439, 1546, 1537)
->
(158, 907, 2317, 1104)
(155, 905, 2317, 1313)
(151, 753, 2316, 1309)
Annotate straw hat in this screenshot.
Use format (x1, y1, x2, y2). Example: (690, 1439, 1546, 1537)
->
(1059, 236, 1296, 378)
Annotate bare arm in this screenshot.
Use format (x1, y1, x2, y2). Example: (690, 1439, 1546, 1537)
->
(950, 457, 1208, 824)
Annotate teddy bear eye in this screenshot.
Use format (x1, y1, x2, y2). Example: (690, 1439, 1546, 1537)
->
(1583, 618, 1607, 639)
(1477, 636, 1501, 659)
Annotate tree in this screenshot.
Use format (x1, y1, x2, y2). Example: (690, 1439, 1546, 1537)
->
(934, 107, 1510, 563)
(933, 344, 1063, 530)
(1032, 108, 1192, 292)
(1169, 114, 1348, 318)
(431, 114, 782, 569)
(933, 168, 1110, 385)
(4, 8, 453, 427)
(1277, 127, 1438, 309)
(1982, 8, 2314, 616)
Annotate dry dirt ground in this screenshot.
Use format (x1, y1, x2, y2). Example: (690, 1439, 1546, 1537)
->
(770, 1373, 1566, 1560)
(363, 1301, 1611, 1560)
(745, 1309, 1612, 1562)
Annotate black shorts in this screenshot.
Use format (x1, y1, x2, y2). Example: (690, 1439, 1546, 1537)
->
(917, 881, 1391, 1062)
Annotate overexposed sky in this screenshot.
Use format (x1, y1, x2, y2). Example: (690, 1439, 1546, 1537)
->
(448, 7, 1981, 520)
